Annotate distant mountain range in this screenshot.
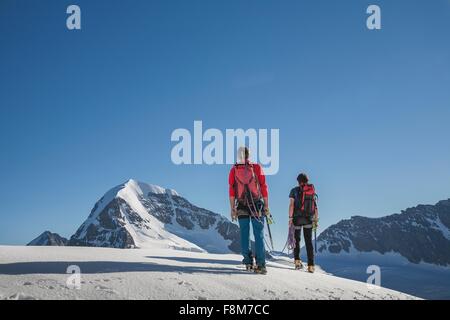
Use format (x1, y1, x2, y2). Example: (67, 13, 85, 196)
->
(310, 199, 450, 299)
(316, 199, 450, 266)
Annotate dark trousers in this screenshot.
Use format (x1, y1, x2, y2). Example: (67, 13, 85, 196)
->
(293, 226, 314, 266)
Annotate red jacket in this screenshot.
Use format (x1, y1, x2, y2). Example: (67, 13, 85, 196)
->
(228, 162, 268, 198)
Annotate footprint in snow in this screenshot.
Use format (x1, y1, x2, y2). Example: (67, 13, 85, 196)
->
(7, 293, 37, 300)
(178, 281, 192, 287)
(353, 291, 372, 299)
(263, 289, 276, 295)
(178, 281, 196, 292)
(95, 285, 118, 295)
(37, 279, 60, 290)
(23, 282, 33, 286)
(328, 294, 340, 300)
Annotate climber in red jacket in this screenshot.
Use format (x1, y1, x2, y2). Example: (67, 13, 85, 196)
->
(228, 146, 270, 274)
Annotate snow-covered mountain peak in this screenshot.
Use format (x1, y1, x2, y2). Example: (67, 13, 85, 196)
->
(121, 179, 179, 198)
(68, 180, 240, 253)
(85, 179, 179, 222)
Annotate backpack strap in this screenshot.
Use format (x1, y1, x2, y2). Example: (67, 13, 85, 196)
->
(233, 163, 248, 202)
(293, 186, 302, 213)
(250, 163, 262, 200)
(301, 185, 306, 211)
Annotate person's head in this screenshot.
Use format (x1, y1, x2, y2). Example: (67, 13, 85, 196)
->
(297, 173, 309, 185)
(237, 146, 250, 163)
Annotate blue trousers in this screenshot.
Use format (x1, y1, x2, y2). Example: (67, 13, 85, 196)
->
(238, 217, 266, 267)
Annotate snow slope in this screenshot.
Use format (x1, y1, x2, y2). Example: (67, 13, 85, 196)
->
(0, 246, 418, 300)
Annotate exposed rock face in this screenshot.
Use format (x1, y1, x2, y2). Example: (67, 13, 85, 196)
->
(69, 198, 137, 248)
(216, 220, 242, 253)
(317, 199, 450, 266)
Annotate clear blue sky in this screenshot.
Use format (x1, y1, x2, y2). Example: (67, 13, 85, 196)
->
(1, 0, 450, 249)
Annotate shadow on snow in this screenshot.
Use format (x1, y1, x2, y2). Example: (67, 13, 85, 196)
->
(0, 259, 251, 275)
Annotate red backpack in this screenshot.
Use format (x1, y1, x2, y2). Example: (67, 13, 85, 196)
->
(233, 163, 262, 204)
(295, 184, 317, 217)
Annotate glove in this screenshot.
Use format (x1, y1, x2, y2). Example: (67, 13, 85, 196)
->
(313, 218, 319, 230)
(264, 208, 274, 224)
(231, 208, 238, 222)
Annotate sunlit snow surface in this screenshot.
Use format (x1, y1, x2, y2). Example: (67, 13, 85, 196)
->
(0, 246, 418, 300)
